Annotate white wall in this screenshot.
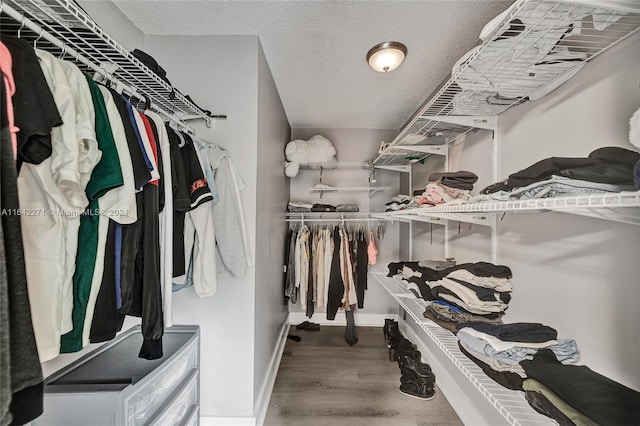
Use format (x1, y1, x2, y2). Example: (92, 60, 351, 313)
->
(289, 128, 401, 317)
(144, 35, 260, 417)
(253, 41, 290, 416)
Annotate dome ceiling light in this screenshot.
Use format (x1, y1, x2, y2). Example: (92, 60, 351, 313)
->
(366, 41, 408, 73)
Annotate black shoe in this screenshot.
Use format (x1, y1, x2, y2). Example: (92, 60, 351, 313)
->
(388, 339, 417, 362)
(383, 319, 396, 340)
(385, 321, 404, 344)
(398, 355, 435, 381)
(296, 321, 320, 331)
(391, 347, 421, 362)
(399, 381, 436, 401)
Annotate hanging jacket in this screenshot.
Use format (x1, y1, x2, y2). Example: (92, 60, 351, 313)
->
(200, 143, 251, 277)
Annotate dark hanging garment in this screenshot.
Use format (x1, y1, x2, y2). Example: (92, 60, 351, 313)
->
(0, 77, 43, 425)
(306, 231, 314, 318)
(108, 88, 151, 189)
(355, 234, 367, 309)
(89, 219, 125, 343)
(166, 126, 191, 277)
(283, 229, 292, 305)
(326, 228, 344, 320)
(0, 35, 61, 166)
(118, 123, 164, 359)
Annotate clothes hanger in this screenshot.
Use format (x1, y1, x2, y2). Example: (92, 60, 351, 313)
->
(33, 28, 43, 49)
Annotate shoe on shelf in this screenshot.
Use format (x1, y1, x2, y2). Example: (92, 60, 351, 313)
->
(399, 381, 436, 401)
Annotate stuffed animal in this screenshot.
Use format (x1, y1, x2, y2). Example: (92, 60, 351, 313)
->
(630, 107, 640, 150)
(284, 135, 337, 177)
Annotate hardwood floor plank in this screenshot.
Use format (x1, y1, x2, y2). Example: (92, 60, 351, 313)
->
(265, 325, 463, 426)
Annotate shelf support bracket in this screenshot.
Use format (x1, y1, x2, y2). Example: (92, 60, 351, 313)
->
(390, 145, 447, 155)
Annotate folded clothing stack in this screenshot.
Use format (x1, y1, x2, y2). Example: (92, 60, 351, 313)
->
(287, 201, 313, 212)
(311, 203, 336, 212)
(521, 348, 640, 426)
(387, 261, 512, 332)
(455, 321, 579, 391)
(336, 204, 359, 212)
(475, 146, 640, 201)
(417, 171, 478, 206)
(385, 194, 420, 211)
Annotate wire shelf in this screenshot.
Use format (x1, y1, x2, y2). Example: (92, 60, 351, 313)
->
(374, 0, 640, 166)
(374, 191, 640, 226)
(372, 272, 555, 426)
(1, 0, 214, 126)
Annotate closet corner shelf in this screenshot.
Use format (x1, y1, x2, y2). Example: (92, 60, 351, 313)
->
(374, 191, 640, 226)
(373, 0, 640, 167)
(299, 162, 370, 170)
(372, 272, 554, 426)
(309, 186, 392, 197)
(284, 212, 384, 223)
(2, 0, 216, 127)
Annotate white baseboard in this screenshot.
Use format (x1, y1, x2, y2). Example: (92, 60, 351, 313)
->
(254, 320, 290, 426)
(200, 416, 255, 426)
(288, 312, 398, 327)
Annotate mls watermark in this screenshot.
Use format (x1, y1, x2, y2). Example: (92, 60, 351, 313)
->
(1, 208, 130, 217)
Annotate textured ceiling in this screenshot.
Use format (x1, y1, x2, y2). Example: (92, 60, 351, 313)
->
(113, 0, 515, 129)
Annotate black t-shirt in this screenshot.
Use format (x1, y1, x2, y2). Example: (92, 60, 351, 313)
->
(0, 35, 62, 165)
(180, 132, 212, 209)
(108, 88, 151, 190)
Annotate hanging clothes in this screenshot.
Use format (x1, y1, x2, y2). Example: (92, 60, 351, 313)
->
(59, 74, 123, 354)
(176, 134, 217, 297)
(19, 48, 98, 362)
(0, 66, 44, 426)
(200, 144, 252, 276)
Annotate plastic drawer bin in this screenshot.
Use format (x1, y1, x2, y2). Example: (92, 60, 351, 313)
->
(33, 325, 200, 426)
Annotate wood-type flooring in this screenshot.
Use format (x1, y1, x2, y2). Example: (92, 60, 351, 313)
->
(265, 325, 463, 426)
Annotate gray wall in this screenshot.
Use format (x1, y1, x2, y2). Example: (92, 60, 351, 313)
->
(144, 35, 260, 417)
(496, 32, 640, 390)
(405, 31, 640, 392)
(289, 128, 401, 317)
(77, 0, 143, 50)
(253, 41, 291, 413)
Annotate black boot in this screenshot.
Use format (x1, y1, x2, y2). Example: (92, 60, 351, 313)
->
(388, 339, 417, 362)
(398, 355, 435, 381)
(399, 379, 436, 401)
(383, 319, 396, 341)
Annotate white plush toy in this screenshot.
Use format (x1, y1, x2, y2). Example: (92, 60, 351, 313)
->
(284, 135, 337, 177)
(630, 107, 640, 150)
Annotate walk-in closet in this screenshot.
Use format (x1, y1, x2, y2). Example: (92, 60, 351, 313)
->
(1, 1, 639, 425)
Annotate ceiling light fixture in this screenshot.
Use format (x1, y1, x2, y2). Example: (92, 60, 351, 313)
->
(366, 41, 407, 73)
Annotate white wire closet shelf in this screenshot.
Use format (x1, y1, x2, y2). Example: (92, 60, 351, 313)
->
(284, 212, 385, 223)
(374, 0, 640, 166)
(1, 0, 216, 127)
(373, 191, 640, 226)
(372, 272, 555, 426)
(298, 162, 370, 170)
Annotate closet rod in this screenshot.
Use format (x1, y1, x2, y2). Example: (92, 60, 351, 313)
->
(1, 2, 197, 136)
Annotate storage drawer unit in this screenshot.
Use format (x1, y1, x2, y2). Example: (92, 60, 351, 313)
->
(33, 325, 200, 426)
